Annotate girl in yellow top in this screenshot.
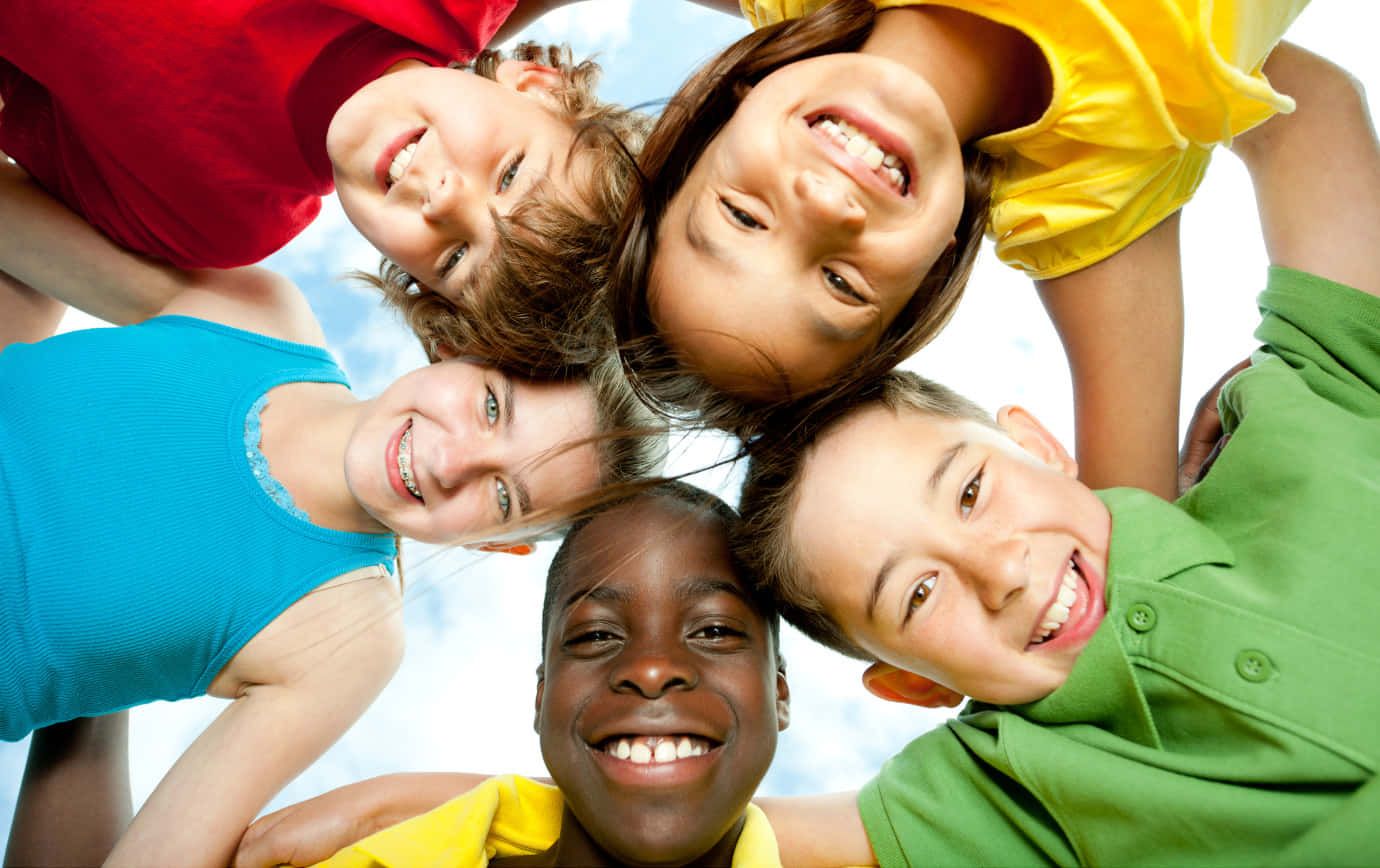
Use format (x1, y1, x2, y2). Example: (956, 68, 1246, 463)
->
(610, 0, 1307, 499)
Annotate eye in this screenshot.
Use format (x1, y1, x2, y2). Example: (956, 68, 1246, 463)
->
(565, 628, 621, 652)
(495, 479, 511, 521)
(909, 575, 938, 612)
(721, 197, 763, 229)
(498, 154, 524, 193)
(959, 469, 983, 517)
(485, 387, 500, 426)
(824, 267, 866, 304)
(692, 623, 744, 641)
(438, 244, 468, 279)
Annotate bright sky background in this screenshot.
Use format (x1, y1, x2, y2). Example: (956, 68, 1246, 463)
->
(2, 0, 1376, 842)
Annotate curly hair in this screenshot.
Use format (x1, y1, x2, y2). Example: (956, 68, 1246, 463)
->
(736, 370, 997, 660)
(358, 42, 652, 376)
(608, 0, 993, 437)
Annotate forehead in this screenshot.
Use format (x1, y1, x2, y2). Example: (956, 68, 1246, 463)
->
(791, 407, 996, 555)
(559, 497, 742, 594)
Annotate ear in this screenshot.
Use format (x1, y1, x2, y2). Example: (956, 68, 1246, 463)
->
(433, 341, 461, 361)
(996, 405, 1077, 477)
(474, 542, 534, 556)
(533, 676, 545, 734)
(493, 59, 563, 106)
(862, 662, 965, 708)
(775, 670, 791, 732)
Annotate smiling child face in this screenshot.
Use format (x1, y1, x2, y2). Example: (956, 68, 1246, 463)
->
(790, 405, 1112, 705)
(649, 53, 965, 399)
(536, 495, 788, 864)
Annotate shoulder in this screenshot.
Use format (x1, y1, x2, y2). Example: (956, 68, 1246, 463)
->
(209, 566, 404, 699)
(159, 266, 328, 348)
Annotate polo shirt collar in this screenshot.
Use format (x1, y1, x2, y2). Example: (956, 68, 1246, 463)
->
(1011, 488, 1235, 747)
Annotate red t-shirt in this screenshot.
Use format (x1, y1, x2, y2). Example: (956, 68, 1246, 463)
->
(0, 0, 516, 267)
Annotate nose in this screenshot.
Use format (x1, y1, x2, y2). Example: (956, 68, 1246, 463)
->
(420, 169, 469, 223)
(965, 538, 1029, 611)
(610, 638, 698, 699)
(794, 169, 866, 235)
(427, 433, 490, 492)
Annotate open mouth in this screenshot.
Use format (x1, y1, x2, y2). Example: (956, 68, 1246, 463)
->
(397, 423, 423, 502)
(1029, 556, 1081, 646)
(809, 114, 910, 195)
(595, 734, 720, 765)
(381, 130, 425, 190)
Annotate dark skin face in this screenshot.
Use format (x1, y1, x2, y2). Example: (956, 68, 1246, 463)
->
(530, 496, 789, 866)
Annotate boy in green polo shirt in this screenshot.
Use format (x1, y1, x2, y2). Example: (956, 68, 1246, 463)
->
(249, 482, 795, 867)
(732, 43, 1380, 866)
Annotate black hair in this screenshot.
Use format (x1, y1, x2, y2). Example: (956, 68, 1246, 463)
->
(539, 481, 782, 661)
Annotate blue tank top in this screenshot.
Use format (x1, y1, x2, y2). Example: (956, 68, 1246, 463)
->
(0, 316, 397, 739)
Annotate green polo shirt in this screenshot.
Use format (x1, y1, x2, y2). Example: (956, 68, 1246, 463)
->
(859, 268, 1380, 866)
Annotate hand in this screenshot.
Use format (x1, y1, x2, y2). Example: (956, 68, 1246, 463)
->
(1178, 358, 1250, 495)
(233, 772, 492, 868)
(233, 781, 389, 868)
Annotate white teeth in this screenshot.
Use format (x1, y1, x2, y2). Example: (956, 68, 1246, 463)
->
(605, 735, 711, 764)
(397, 427, 422, 501)
(1032, 560, 1081, 644)
(386, 141, 417, 188)
(810, 114, 908, 194)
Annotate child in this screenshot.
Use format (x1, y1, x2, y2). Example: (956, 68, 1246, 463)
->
(733, 43, 1380, 864)
(234, 482, 794, 867)
(0, 158, 666, 868)
(0, 0, 739, 367)
(610, 0, 1308, 498)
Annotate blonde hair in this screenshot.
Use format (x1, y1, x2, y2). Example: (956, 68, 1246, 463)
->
(737, 371, 996, 659)
(359, 42, 653, 375)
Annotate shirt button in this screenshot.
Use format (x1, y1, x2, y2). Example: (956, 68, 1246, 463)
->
(1235, 650, 1275, 683)
(1126, 603, 1157, 632)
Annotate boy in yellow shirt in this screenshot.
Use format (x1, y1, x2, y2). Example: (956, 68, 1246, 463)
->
(243, 482, 793, 867)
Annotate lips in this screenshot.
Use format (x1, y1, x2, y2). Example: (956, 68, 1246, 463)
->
(1027, 550, 1105, 650)
(386, 420, 423, 503)
(807, 109, 914, 198)
(375, 127, 425, 193)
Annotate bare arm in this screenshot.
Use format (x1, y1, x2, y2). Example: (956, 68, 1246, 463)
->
(4, 713, 131, 868)
(1231, 42, 1380, 299)
(0, 158, 192, 325)
(1036, 211, 1185, 500)
(756, 792, 877, 867)
(106, 573, 405, 868)
(234, 772, 494, 867)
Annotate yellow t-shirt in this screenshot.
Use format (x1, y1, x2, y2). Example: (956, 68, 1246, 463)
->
(740, 0, 1308, 278)
(313, 774, 785, 867)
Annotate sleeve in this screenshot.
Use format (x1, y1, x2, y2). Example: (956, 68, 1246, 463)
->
(1249, 266, 1380, 415)
(737, 0, 833, 28)
(858, 721, 1070, 867)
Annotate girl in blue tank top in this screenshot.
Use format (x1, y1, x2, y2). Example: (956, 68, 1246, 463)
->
(0, 160, 664, 868)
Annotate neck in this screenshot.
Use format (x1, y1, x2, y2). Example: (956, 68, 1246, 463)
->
(862, 6, 1049, 142)
(491, 807, 747, 867)
(256, 383, 386, 534)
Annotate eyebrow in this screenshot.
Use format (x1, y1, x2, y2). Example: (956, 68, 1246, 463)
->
(561, 582, 634, 615)
(677, 576, 754, 608)
(929, 442, 967, 497)
(503, 376, 533, 516)
(865, 550, 902, 624)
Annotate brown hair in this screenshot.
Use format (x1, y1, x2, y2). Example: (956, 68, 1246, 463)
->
(607, 0, 994, 437)
(358, 42, 653, 376)
(736, 370, 997, 660)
